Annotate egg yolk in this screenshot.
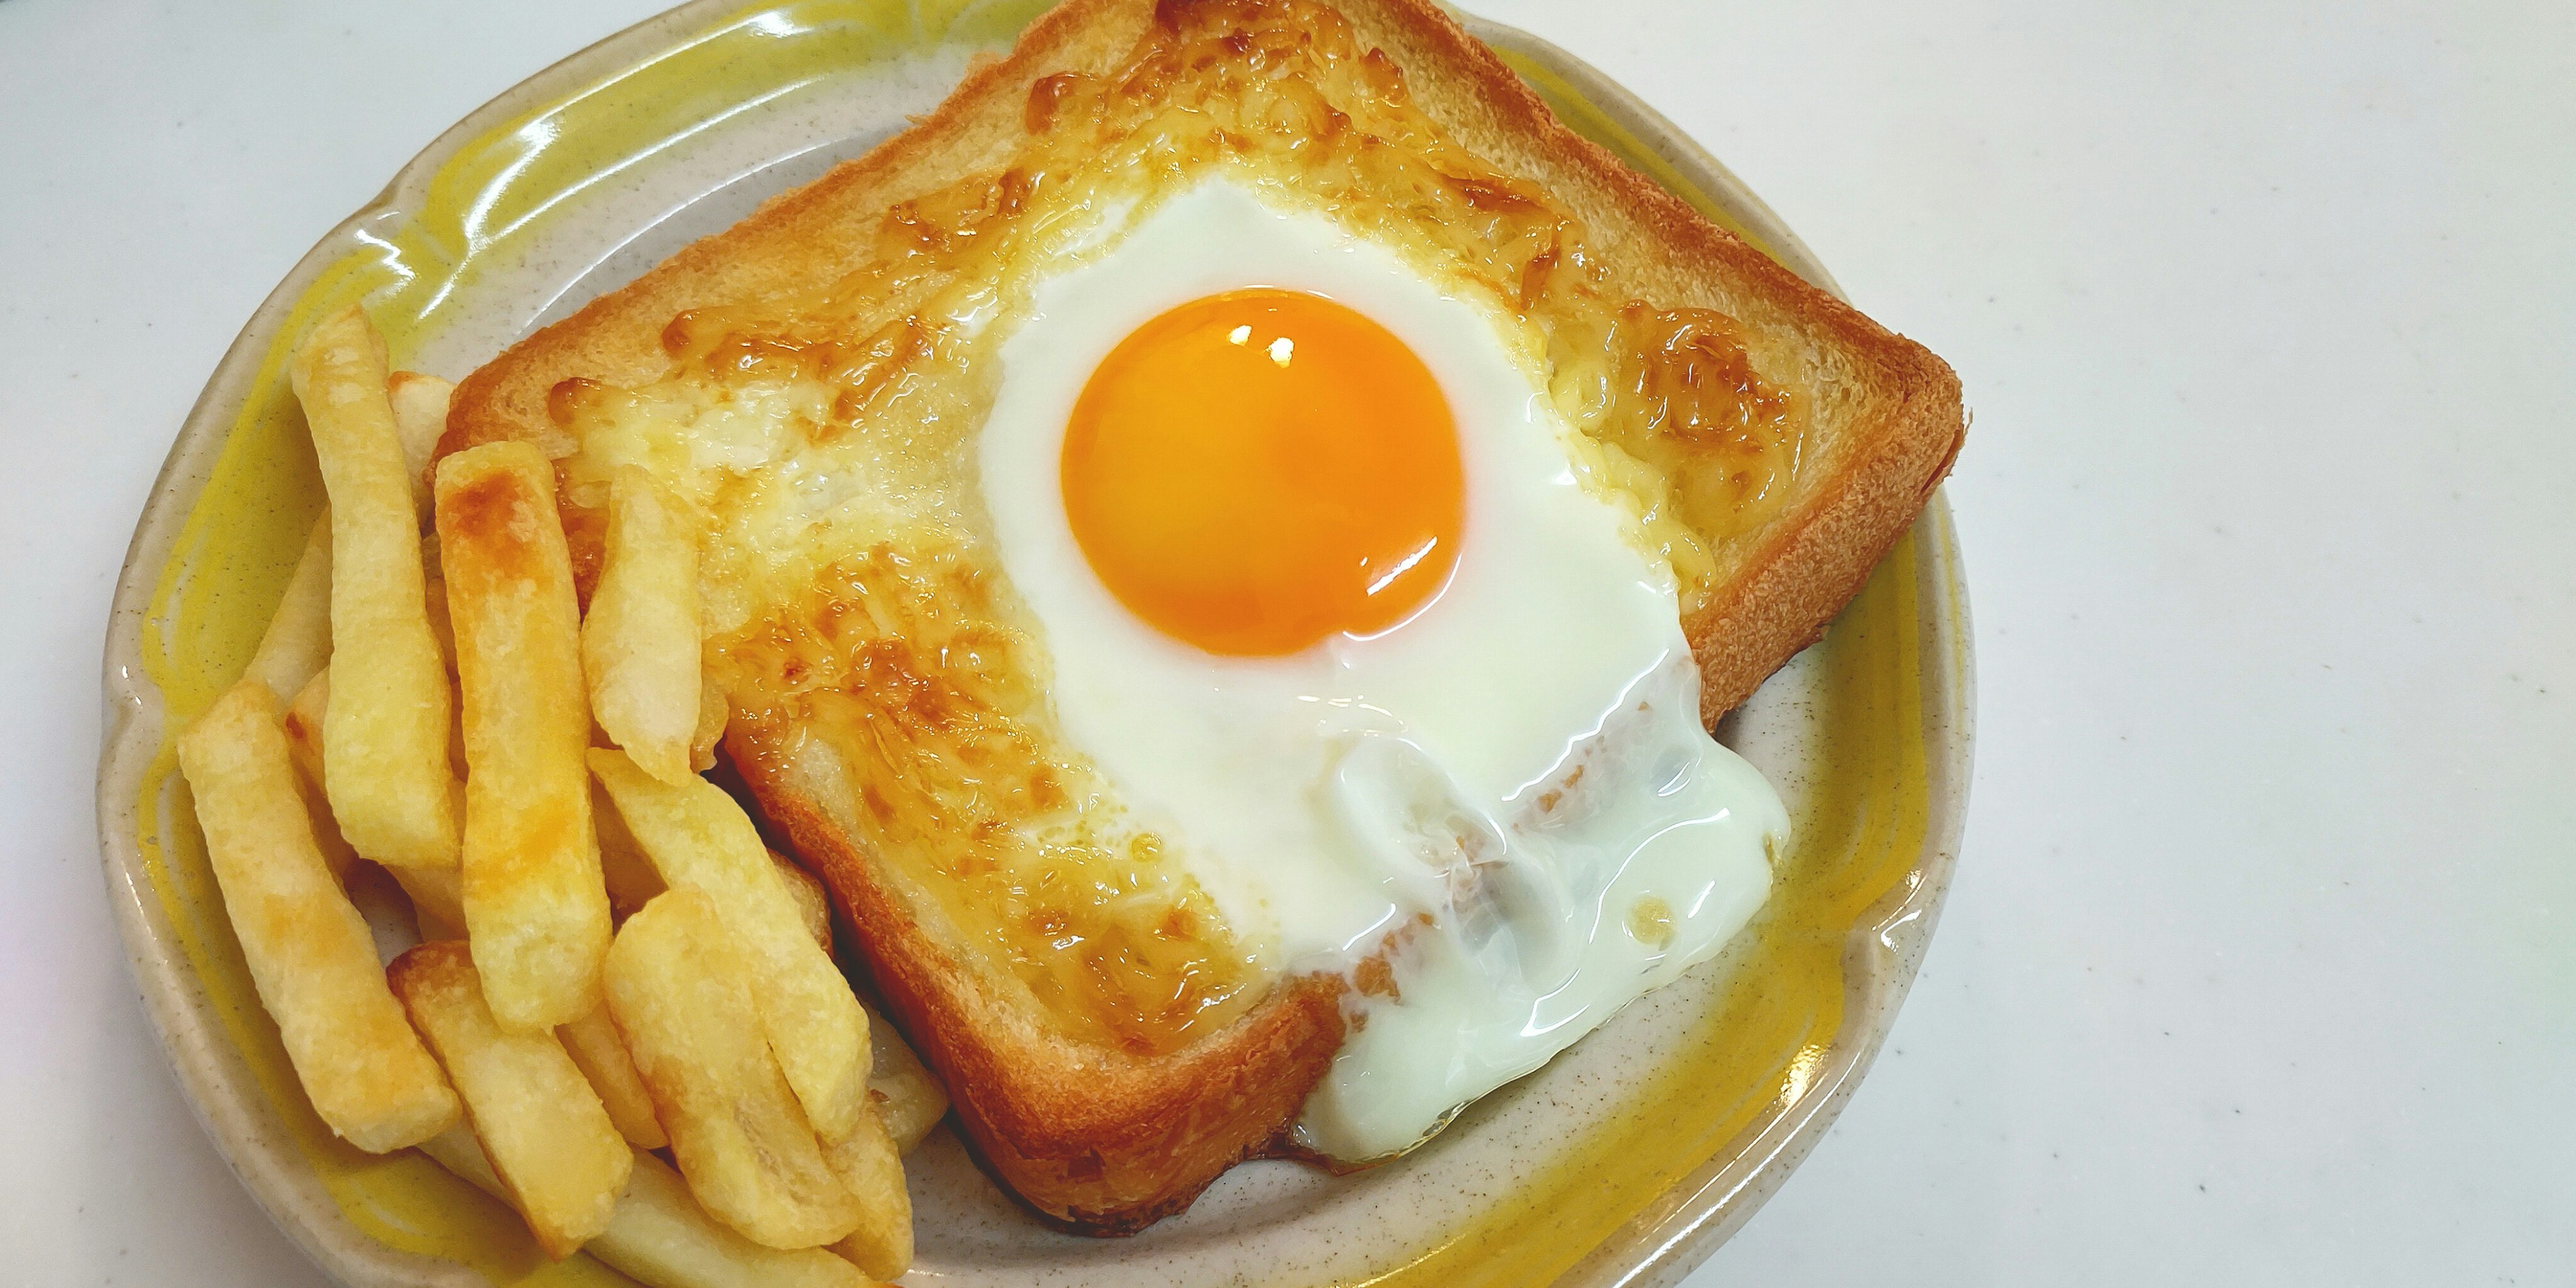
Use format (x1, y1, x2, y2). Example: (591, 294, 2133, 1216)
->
(1061, 288, 1464, 656)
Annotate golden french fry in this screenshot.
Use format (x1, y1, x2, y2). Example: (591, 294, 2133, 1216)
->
(291, 304, 460, 869)
(421, 1124, 494, 1182)
(596, 779, 665, 922)
(591, 750, 869, 1142)
(596, 802, 816, 941)
(276, 665, 358, 881)
(771, 849, 831, 953)
(419, 573, 469, 786)
(389, 941, 629, 1258)
(392, 864, 467, 943)
(821, 1107, 911, 1281)
(864, 1006, 949, 1155)
(584, 468, 702, 785)
(692, 677, 728, 773)
(177, 681, 456, 1152)
(281, 667, 331, 788)
(246, 516, 333, 700)
(280, 669, 457, 906)
(560, 1002, 667, 1150)
(420, 1130, 867, 1288)
(599, 815, 830, 945)
(600, 814, 834, 947)
(243, 365, 444, 711)
(604, 891, 859, 1249)
(437, 441, 611, 1032)
(337, 861, 423, 963)
(422, 572, 458, 672)
(604, 1151, 871, 1288)
(386, 371, 453, 523)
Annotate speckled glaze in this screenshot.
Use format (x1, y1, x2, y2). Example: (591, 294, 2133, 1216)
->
(96, 3, 1972, 1285)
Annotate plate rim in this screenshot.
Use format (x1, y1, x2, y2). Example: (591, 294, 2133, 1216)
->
(95, 5, 1974, 1286)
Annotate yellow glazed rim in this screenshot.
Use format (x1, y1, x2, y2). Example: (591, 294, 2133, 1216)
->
(94, 5, 1972, 1286)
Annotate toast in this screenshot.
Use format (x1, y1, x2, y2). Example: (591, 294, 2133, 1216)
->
(443, 0, 1964, 1233)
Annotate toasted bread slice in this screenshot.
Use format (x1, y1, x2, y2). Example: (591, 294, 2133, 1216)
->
(445, 0, 1963, 1233)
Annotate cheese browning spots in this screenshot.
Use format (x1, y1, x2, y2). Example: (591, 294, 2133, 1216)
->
(719, 547, 1265, 1057)
(551, 0, 1805, 1057)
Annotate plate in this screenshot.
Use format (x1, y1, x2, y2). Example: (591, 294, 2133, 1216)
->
(96, 3, 1973, 1284)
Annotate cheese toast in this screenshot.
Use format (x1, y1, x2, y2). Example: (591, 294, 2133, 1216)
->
(444, 0, 1964, 1233)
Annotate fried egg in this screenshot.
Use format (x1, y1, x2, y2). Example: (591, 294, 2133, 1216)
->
(981, 180, 1788, 1162)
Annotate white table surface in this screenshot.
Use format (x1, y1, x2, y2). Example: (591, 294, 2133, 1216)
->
(5, 1, 2569, 1283)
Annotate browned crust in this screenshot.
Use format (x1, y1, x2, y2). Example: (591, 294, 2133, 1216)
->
(445, 0, 1964, 1232)
(732, 729, 1345, 1234)
(441, 0, 1161, 460)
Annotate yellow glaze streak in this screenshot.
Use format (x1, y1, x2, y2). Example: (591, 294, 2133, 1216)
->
(131, 1, 1937, 1283)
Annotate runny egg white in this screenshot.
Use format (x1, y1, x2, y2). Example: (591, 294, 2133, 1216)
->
(981, 180, 1790, 1163)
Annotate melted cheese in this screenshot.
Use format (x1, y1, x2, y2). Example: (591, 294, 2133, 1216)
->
(551, 0, 1798, 1149)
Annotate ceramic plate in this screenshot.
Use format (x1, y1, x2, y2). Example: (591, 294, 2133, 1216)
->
(97, 3, 1973, 1285)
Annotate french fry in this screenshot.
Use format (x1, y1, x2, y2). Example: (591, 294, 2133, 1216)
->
(388, 941, 630, 1258)
(419, 1129, 867, 1288)
(604, 891, 860, 1249)
(601, 802, 929, 1152)
(422, 572, 458, 674)
(419, 573, 470, 787)
(692, 677, 728, 773)
(599, 795, 836, 945)
(391, 864, 467, 943)
(246, 515, 333, 700)
(821, 1107, 911, 1281)
(590, 819, 839, 1154)
(590, 750, 870, 1142)
(282, 668, 462, 909)
(176, 681, 456, 1152)
(865, 1006, 949, 1155)
(584, 468, 702, 785)
(605, 1151, 870, 1288)
(771, 849, 831, 953)
(437, 441, 611, 1032)
(290, 304, 460, 869)
(244, 367, 444, 731)
(277, 665, 358, 881)
(559, 1002, 667, 1150)
(596, 780, 665, 922)
(386, 371, 453, 522)
(598, 806, 837, 945)
(280, 667, 331, 789)
(337, 861, 422, 965)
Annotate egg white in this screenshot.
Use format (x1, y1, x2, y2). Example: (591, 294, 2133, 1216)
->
(978, 180, 1788, 1162)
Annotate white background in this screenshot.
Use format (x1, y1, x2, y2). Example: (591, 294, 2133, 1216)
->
(3, 1, 2569, 1284)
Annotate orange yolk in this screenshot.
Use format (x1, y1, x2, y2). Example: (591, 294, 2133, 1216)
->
(1061, 288, 1464, 656)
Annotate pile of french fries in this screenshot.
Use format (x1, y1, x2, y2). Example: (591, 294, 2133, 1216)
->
(177, 305, 946, 1287)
